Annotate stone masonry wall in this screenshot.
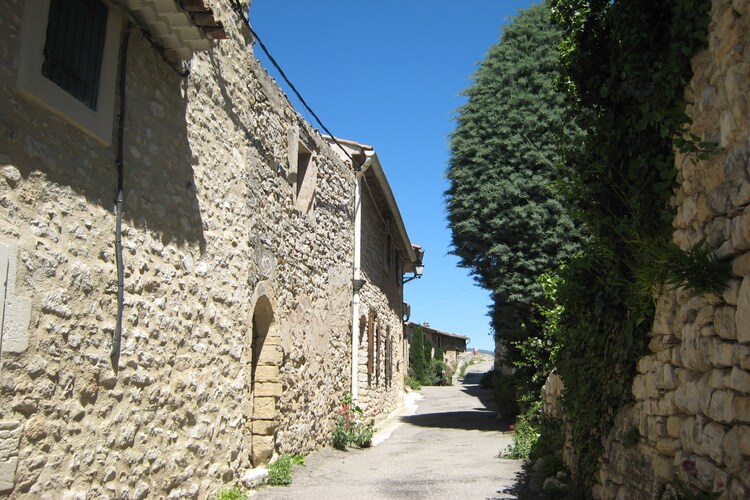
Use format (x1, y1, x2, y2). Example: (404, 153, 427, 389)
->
(357, 182, 405, 415)
(0, 1, 357, 497)
(592, 1, 750, 498)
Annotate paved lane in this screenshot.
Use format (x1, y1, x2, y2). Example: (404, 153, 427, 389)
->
(254, 358, 524, 500)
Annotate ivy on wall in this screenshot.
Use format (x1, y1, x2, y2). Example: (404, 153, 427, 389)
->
(549, 0, 714, 491)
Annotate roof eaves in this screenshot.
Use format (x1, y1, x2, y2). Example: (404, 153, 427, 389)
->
(366, 152, 417, 267)
(122, 0, 227, 61)
(406, 321, 470, 341)
(323, 136, 417, 268)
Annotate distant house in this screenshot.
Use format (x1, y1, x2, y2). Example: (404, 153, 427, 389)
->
(404, 321, 469, 372)
(0, 1, 416, 497)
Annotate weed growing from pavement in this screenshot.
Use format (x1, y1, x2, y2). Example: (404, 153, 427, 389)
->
(215, 485, 248, 500)
(267, 454, 305, 486)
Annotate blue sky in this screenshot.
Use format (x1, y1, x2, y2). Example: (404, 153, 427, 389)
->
(249, 1, 537, 352)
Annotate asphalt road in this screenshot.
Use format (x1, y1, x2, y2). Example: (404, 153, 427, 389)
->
(254, 358, 525, 500)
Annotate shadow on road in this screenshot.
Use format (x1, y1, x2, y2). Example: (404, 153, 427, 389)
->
(496, 467, 539, 499)
(461, 369, 517, 427)
(402, 370, 515, 432)
(461, 369, 489, 384)
(460, 382, 497, 414)
(399, 410, 508, 432)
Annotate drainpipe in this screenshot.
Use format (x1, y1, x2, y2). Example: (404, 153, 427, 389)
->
(351, 152, 373, 402)
(111, 23, 131, 370)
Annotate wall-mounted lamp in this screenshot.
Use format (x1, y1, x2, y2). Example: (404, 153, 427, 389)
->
(403, 246, 425, 284)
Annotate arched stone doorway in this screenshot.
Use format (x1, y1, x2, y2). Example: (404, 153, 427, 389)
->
(248, 283, 282, 466)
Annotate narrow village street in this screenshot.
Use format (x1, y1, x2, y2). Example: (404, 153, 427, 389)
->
(255, 358, 524, 500)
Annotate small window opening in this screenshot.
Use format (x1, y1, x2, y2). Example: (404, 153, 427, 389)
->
(294, 141, 316, 213)
(296, 144, 311, 198)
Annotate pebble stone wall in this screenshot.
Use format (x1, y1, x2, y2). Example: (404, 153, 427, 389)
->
(0, 1, 370, 497)
(590, 1, 750, 498)
(356, 185, 406, 415)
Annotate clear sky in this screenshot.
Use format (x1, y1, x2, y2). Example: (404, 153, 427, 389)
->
(249, 1, 538, 352)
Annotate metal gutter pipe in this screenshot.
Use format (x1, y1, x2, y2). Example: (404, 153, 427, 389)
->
(111, 23, 131, 370)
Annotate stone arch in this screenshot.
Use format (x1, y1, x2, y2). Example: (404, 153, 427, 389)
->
(248, 281, 282, 466)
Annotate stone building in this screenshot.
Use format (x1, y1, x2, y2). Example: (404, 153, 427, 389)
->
(404, 321, 469, 373)
(0, 0, 415, 497)
(326, 138, 420, 415)
(544, 1, 750, 498)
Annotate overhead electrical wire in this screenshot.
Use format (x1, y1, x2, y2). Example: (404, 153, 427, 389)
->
(229, 0, 362, 170)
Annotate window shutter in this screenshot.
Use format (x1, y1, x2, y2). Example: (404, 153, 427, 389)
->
(367, 314, 374, 387)
(42, 0, 108, 110)
(375, 321, 381, 386)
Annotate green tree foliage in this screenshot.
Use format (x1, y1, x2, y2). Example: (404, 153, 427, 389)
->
(408, 326, 427, 383)
(446, 2, 581, 348)
(423, 332, 433, 364)
(433, 346, 444, 363)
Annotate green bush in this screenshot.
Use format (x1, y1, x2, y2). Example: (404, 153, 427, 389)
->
(267, 455, 292, 486)
(549, 0, 715, 489)
(504, 401, 566, 466)
(404, 375, 421, 390)
(504, 417, 539, 459)
(353, 423, 373, 448)
(427, 357, 450, 386)
(331, 394, 374, 450)
(332, 422, 350, 450)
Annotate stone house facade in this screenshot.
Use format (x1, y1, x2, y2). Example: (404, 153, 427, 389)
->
(544, 1, 750, 498)
(404, 321, 469, 373)
(326, 138, 418, 416)
(0, 0, 415, 497)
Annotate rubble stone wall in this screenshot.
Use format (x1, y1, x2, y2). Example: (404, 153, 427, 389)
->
(592, 1, 750, 498)
(357, 185, 405, 414)
(0, 1, 361, 497)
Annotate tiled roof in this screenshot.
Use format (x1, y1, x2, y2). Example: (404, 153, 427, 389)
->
(405, 321, 470, 341)
(123, 0, 227, 60)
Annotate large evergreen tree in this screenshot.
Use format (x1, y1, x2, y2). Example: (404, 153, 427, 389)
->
(445, 2, 580, 348)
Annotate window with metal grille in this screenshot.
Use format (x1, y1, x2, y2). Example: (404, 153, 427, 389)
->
(42, 0, 108, 110)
